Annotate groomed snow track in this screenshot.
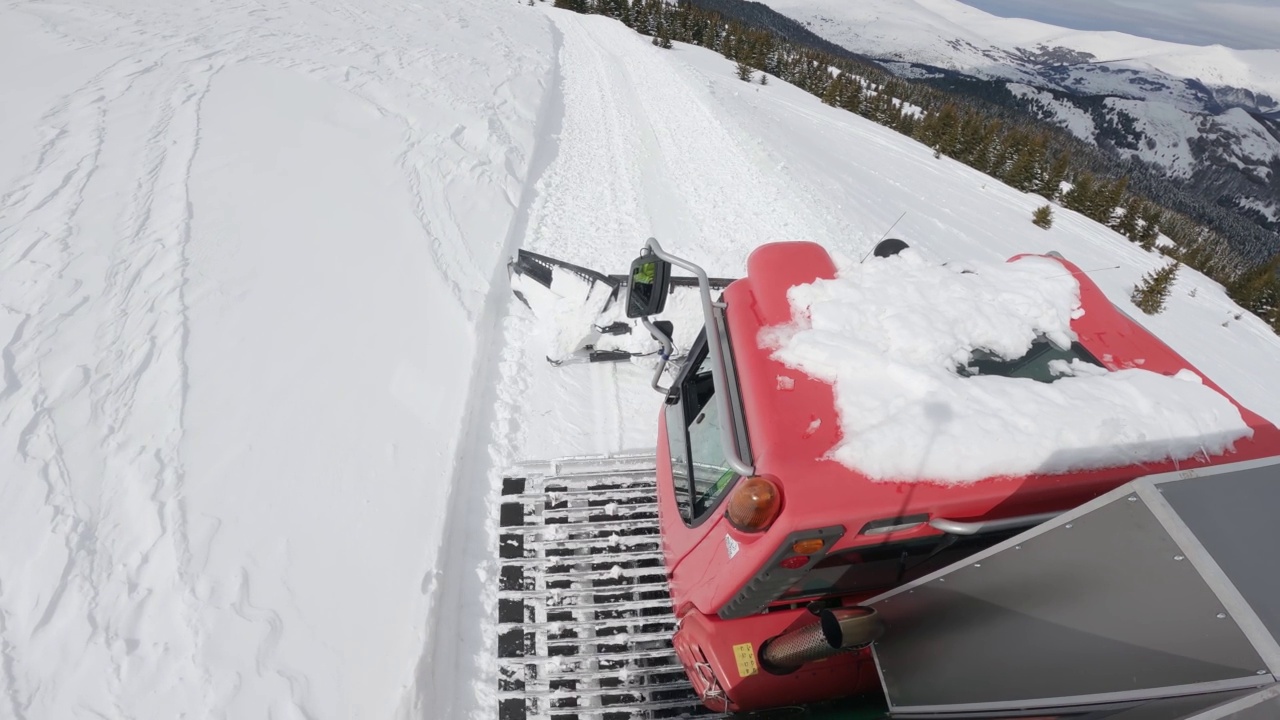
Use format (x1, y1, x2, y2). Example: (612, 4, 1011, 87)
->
(496, 455, 723, 720)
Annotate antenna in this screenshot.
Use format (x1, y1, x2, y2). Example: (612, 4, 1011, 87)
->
(1045, 264, 1121, 280)
(861, 211, 907, 263)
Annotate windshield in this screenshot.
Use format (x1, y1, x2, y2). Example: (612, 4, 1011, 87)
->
(958, 338, 1103, 383)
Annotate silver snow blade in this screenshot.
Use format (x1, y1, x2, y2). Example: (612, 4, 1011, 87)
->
(507, 250, 734, 366)
(508, 250, 623, 312)
(496, 454, 725, 720)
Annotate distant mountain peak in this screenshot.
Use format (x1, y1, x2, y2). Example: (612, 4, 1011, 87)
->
(759, 0, 1280, 234)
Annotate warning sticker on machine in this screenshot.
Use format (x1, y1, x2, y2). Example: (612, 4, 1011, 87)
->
(732, 643, 758, 678)
(724, 533, 740, 559)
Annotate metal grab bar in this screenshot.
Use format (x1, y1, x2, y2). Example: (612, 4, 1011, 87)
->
(929, 511, 1061, 536)
(643, 238, 754, 478)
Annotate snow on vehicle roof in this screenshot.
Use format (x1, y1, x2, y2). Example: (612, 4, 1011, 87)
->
(761, 250, 1252, 484)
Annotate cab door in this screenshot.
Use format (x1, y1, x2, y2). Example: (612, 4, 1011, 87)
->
(657, 328, 746, 602)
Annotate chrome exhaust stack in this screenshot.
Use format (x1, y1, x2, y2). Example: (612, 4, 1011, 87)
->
(759, 606, 883, 674)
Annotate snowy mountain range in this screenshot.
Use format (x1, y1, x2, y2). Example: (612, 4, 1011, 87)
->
(758, 0, 1280, 230)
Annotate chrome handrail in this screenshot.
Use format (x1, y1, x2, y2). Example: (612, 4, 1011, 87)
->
(642, 238, 754, 477)
(928, 511, 1060, 536)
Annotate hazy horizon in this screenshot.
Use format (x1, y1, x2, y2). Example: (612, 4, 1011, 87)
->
(956, 0, 1280, 50)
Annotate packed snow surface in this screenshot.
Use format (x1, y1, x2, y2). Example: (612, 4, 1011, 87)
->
(764, 252, 1252, 483)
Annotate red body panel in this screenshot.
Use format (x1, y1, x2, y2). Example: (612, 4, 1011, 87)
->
(673, 607, 878, 713)
(655, 242, 1280, 711)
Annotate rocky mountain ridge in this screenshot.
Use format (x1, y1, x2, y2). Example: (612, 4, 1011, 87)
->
(760, 0, 1280, 232)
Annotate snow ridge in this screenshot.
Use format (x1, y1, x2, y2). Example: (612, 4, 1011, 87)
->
(414, 14, 565, 720)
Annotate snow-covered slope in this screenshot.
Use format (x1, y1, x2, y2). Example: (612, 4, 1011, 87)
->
(3, 2, 1280, 720)
(0, 0, 553, 717)
(759, 0, 1280, 232)
(761, 0, 1280, 100)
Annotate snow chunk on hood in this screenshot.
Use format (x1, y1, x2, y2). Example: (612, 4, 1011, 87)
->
(762, 251, 1250, 484)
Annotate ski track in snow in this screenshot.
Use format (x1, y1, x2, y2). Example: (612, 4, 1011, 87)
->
(1, 0, 553, 717)
(0, 31, 220, 717)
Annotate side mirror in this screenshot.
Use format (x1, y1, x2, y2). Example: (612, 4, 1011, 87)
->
(626, 252, 671, 318)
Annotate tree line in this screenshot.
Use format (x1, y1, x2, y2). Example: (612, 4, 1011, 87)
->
(549, 0, 1280, 332)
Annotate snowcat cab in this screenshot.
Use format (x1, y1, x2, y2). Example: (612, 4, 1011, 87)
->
(621, 237, 1280, 714)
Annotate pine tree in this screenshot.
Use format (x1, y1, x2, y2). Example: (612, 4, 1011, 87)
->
(953, 110, 985, 164)
(1089, 175, 1127, 225)
(821, 73, 845, 106)
(962, 117, 999, 174)
(894, 107, 918, 134)
(1063, 171, 1097, 216)
(1005, 139, 1042, 192)
(735, 61, 753, 82)
(1037, 152, 1070, 201)
(653, 20, 673, 48)
(1131, 262, 1179, 314)
(1228, 254, 1280, 319)
(596, 0, 625, 20)
(839, 76, 864, 113)
(1032, 204, 1054, 229)
(929, 103, 961, 153)
(1137, 203, 1162, 250)
(1115, 195, 1141, 239)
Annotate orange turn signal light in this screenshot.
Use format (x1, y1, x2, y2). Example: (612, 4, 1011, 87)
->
(726, 476, 782, 532)
(791, 538, 825, 555)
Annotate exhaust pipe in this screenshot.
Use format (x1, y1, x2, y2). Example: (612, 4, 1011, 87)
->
(759, 606, 883, 674)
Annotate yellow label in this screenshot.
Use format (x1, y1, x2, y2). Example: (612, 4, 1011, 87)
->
(732, 642, 758, 678)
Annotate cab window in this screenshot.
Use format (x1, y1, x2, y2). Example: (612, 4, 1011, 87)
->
(666, 332, 739, 524)
(686, 351, 736, 516)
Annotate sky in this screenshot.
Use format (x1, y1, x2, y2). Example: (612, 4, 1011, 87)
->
(957, 0, 1280, 50)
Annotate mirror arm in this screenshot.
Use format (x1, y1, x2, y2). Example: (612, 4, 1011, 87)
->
(641, 316, 674, 394)
(642, 238, 755, 477)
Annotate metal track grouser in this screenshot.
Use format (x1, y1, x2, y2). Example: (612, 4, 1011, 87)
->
(496, 454, 724, 720)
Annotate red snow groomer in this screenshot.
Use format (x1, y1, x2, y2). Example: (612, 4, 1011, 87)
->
(497, 239, 1280, 720)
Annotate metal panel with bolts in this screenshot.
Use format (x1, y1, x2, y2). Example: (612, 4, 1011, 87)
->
(868, 461, 1279, 716)
(1156, 462, 1280, 646)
